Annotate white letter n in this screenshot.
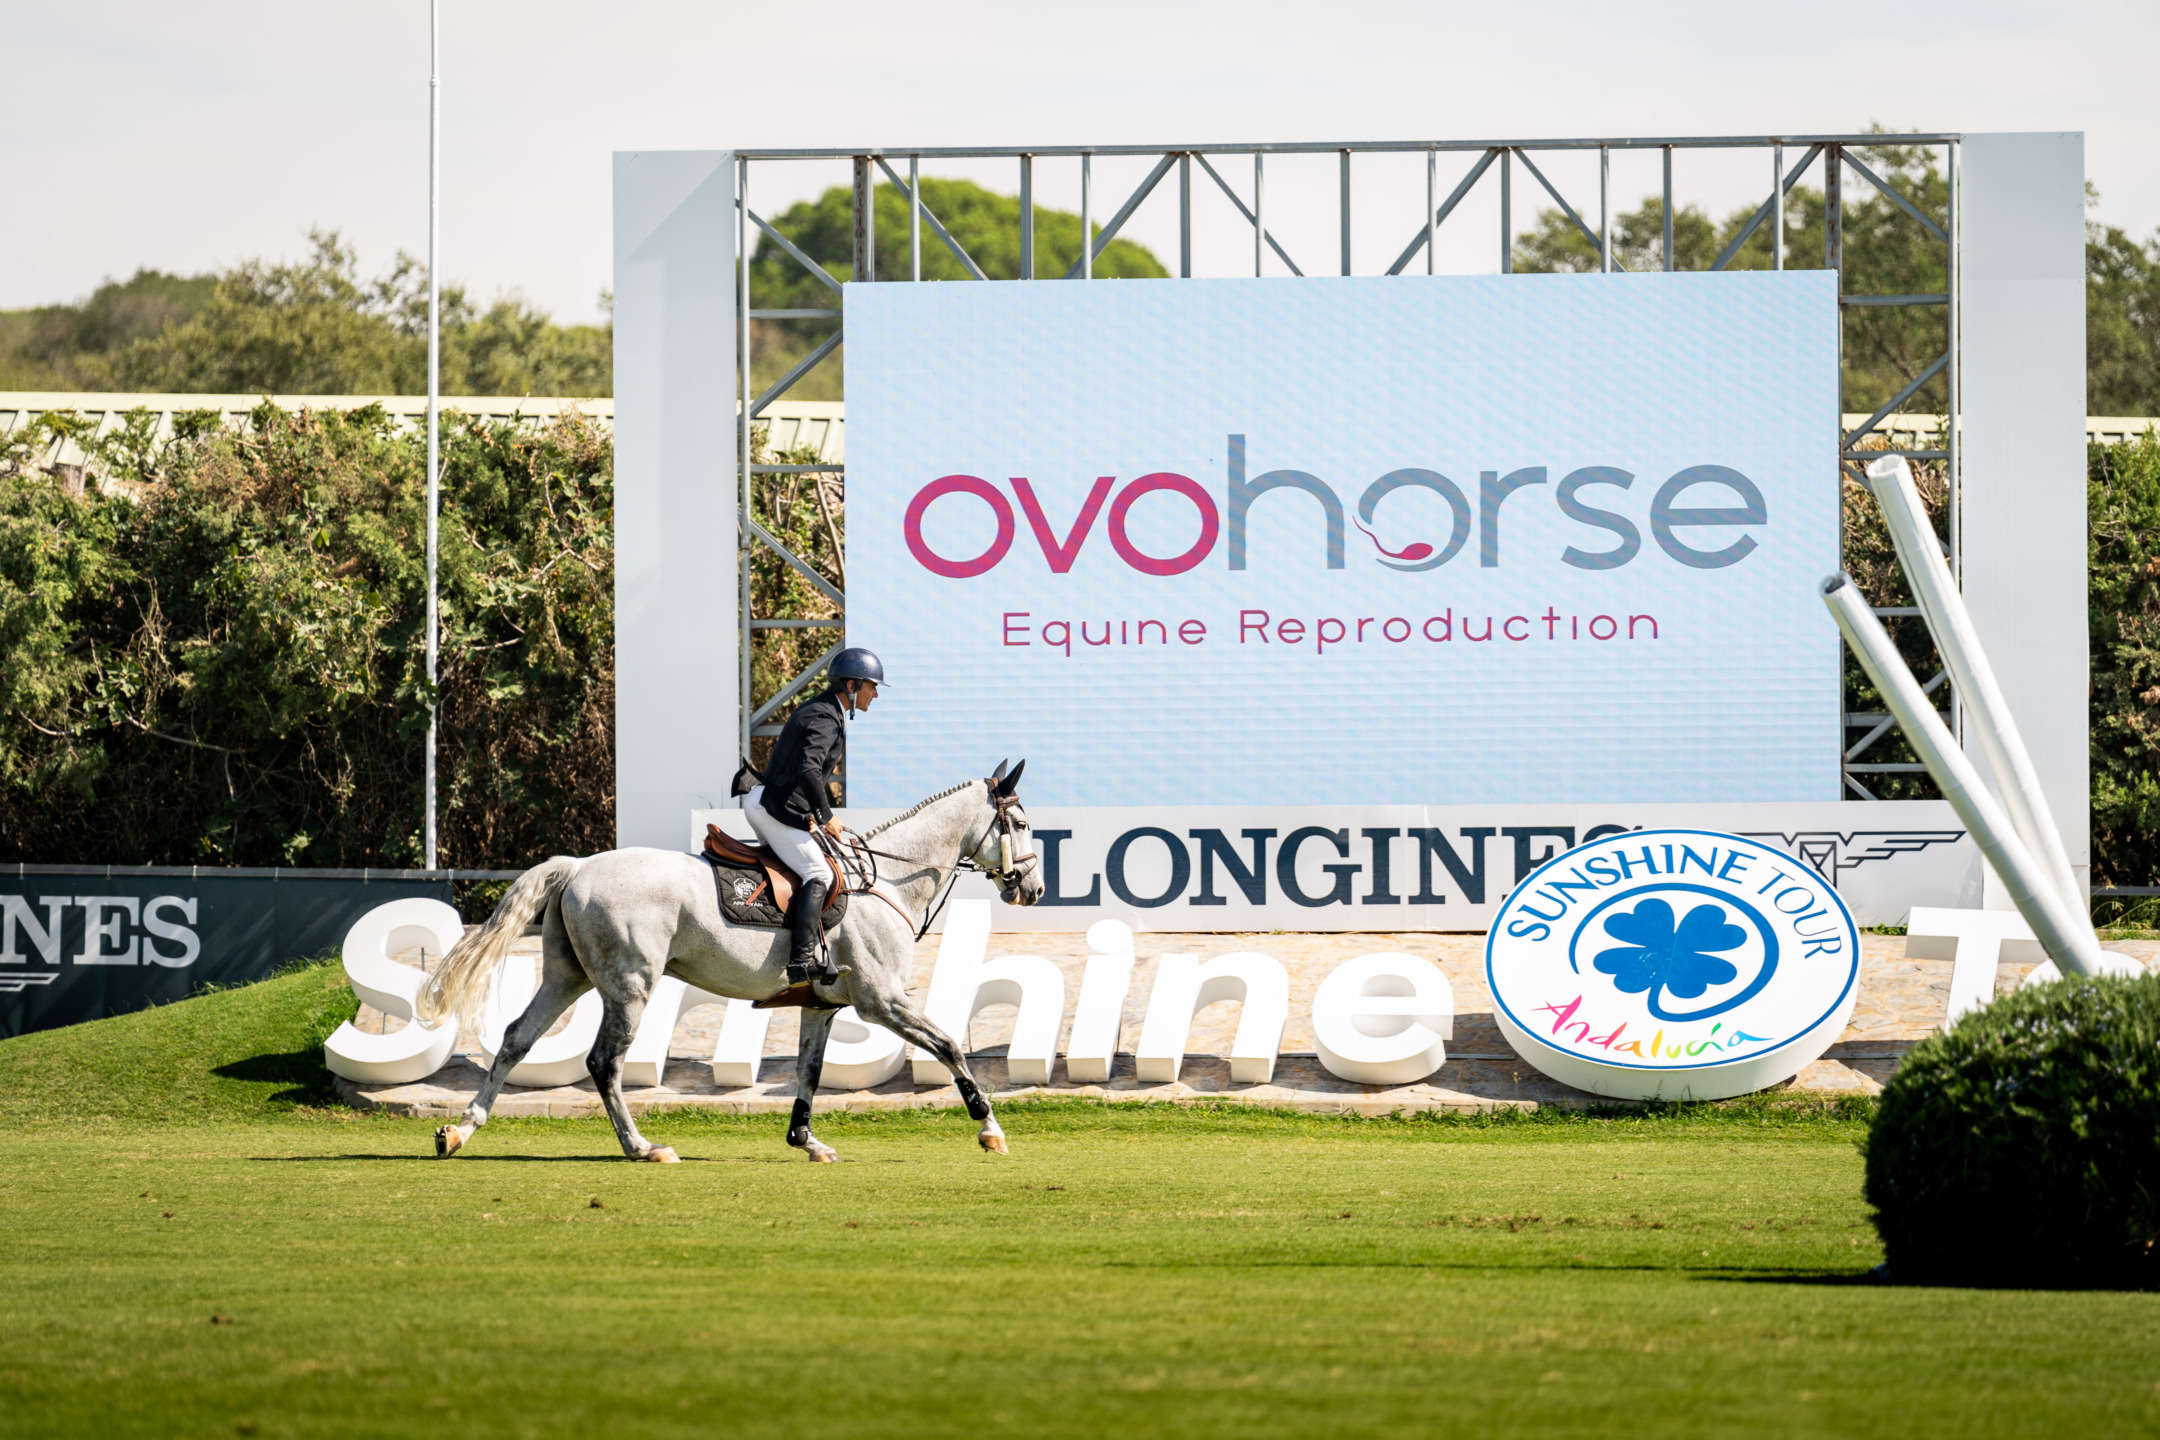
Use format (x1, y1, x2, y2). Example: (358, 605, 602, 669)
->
(0, 896, 68, 965)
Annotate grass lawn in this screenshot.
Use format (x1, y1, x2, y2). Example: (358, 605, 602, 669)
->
(2, 966, 2156, 1439)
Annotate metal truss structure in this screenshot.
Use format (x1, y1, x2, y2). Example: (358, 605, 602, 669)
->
(732, 134, 1964, 798)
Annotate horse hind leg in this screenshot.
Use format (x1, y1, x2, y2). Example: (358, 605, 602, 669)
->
(589, 994, 676, 1162)
(788, 1007, 841, 1163)
(437, 963, 590, 1158)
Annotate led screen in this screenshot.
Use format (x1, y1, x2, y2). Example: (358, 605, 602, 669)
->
(843, 273, 1839, 807)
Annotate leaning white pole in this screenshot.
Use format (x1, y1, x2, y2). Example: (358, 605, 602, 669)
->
(424, 0, 441, 872)
(1822, 573, 2105, 976)
(1864, 454, 2082, 913)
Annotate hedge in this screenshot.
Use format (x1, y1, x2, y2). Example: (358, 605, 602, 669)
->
(0, 405, 613, 869)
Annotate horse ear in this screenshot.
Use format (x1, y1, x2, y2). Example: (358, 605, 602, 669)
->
(989, 759, 1010, 784)
(996, 758, 1025, 797)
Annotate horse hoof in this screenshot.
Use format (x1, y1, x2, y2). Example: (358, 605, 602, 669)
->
(435, 1126, 463, 1159)
(979, 1131, 1009, 1155)
(807, 1145, 839, 1164)
(644, 1147, 680, 1164)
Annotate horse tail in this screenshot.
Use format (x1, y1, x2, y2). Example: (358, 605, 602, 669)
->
(416, 856, 583, 1033)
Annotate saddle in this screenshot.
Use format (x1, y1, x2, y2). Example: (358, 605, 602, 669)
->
(700, 824, 849, 931)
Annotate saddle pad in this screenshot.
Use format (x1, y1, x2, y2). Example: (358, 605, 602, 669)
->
(702, 850, 849, 930)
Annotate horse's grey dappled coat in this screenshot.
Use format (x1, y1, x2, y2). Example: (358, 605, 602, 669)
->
(416, 768, 1044, 1162)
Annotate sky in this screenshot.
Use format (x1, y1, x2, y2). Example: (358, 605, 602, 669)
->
(5, 0, 2155, 324)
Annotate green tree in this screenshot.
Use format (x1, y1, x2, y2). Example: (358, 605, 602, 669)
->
(2089, 432, 2160, 884)
(0, 270, 219, 389)
(452, 294, 616, 398)
(2088, 222, 2160, 415)
(742, 425, 844, 770)
(4, 232, 612, 398)
(745, 177, 1168, 400)
(97, 233, 419, 393)
(0, 465, 118, 802)
(1509, 194, 1724, 274)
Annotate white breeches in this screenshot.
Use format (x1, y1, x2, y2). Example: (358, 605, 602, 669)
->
(745, 787, 833, 885)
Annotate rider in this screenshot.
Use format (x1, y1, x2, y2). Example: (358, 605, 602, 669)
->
(744, 647, 886, 987)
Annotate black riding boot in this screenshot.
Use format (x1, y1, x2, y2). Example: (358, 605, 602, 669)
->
(786, 878, 834, 987)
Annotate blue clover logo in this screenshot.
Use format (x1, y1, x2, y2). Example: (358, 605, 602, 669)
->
(1593, 898, 1748, 1015)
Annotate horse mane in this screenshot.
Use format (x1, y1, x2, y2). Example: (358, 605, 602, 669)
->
(862, 779, 980, 839)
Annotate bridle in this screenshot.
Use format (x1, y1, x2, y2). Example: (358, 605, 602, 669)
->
(976, 784, 1040, 889)
(822, 777, 1038, 941)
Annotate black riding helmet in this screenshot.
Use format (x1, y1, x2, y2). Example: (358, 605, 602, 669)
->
(829, 647, 888, 688)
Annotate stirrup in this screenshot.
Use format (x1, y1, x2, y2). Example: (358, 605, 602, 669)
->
(755, 980, 836, 1010)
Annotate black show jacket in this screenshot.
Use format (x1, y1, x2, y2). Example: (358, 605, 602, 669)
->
(759, 689, 846, 830)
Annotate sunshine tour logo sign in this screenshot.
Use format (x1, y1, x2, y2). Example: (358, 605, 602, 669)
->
(903, 434, 1767, 580)
(1486, 829, 1860, 1101)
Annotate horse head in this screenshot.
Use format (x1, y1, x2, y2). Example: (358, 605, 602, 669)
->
(976, 759, 1044, 906)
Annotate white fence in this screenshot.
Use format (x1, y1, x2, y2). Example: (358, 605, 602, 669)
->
(2, 391, 2151, 476)
(0, 394, 845, 471)
(1859, 413, 2159, 448)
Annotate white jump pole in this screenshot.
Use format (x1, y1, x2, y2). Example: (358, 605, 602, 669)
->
(1822, 573, 2106, 976)
(423, 0, 441, 872)
(1863, 455, 2082, 914)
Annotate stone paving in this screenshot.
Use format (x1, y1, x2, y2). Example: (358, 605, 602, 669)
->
(339, 931, 2159, 1119)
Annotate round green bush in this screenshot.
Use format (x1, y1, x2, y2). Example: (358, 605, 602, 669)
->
(1866, 969, 2160, 1287)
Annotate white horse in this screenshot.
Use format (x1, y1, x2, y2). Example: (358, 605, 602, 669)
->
(415, 762, 1044, 1162)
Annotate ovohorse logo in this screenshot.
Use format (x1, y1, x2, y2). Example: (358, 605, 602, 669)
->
(1486, 829, 1861, 1101)
(901, 439, 1764, 578)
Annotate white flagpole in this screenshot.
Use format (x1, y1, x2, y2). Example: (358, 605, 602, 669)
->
(1821, 573, 2106, 976)
(424, 0, 440, 871)
(1863, 455, 2083, 914)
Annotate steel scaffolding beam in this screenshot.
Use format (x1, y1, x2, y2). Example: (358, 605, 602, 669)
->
(735, 133, 1962, 799)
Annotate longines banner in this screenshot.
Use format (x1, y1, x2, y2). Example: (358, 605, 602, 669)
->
(846, 273, 1840, 809)
(698, 800, 1973, 932)
(0, 870, 450, 1037)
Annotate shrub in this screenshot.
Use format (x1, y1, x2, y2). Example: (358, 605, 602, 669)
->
(0, 403, 614, 869)
(2089, 430, 2160, 886)
(1865, 971, 2160, 1287)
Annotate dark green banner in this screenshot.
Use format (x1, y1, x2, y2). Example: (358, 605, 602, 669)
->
(0, 869, 452, 1037)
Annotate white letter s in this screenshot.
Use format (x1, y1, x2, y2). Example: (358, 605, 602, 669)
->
(142, 896, 201, 968)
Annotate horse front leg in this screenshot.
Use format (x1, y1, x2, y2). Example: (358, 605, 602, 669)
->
(868, 998, 1007, 1155)
(788, 1006, 841, 1163)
